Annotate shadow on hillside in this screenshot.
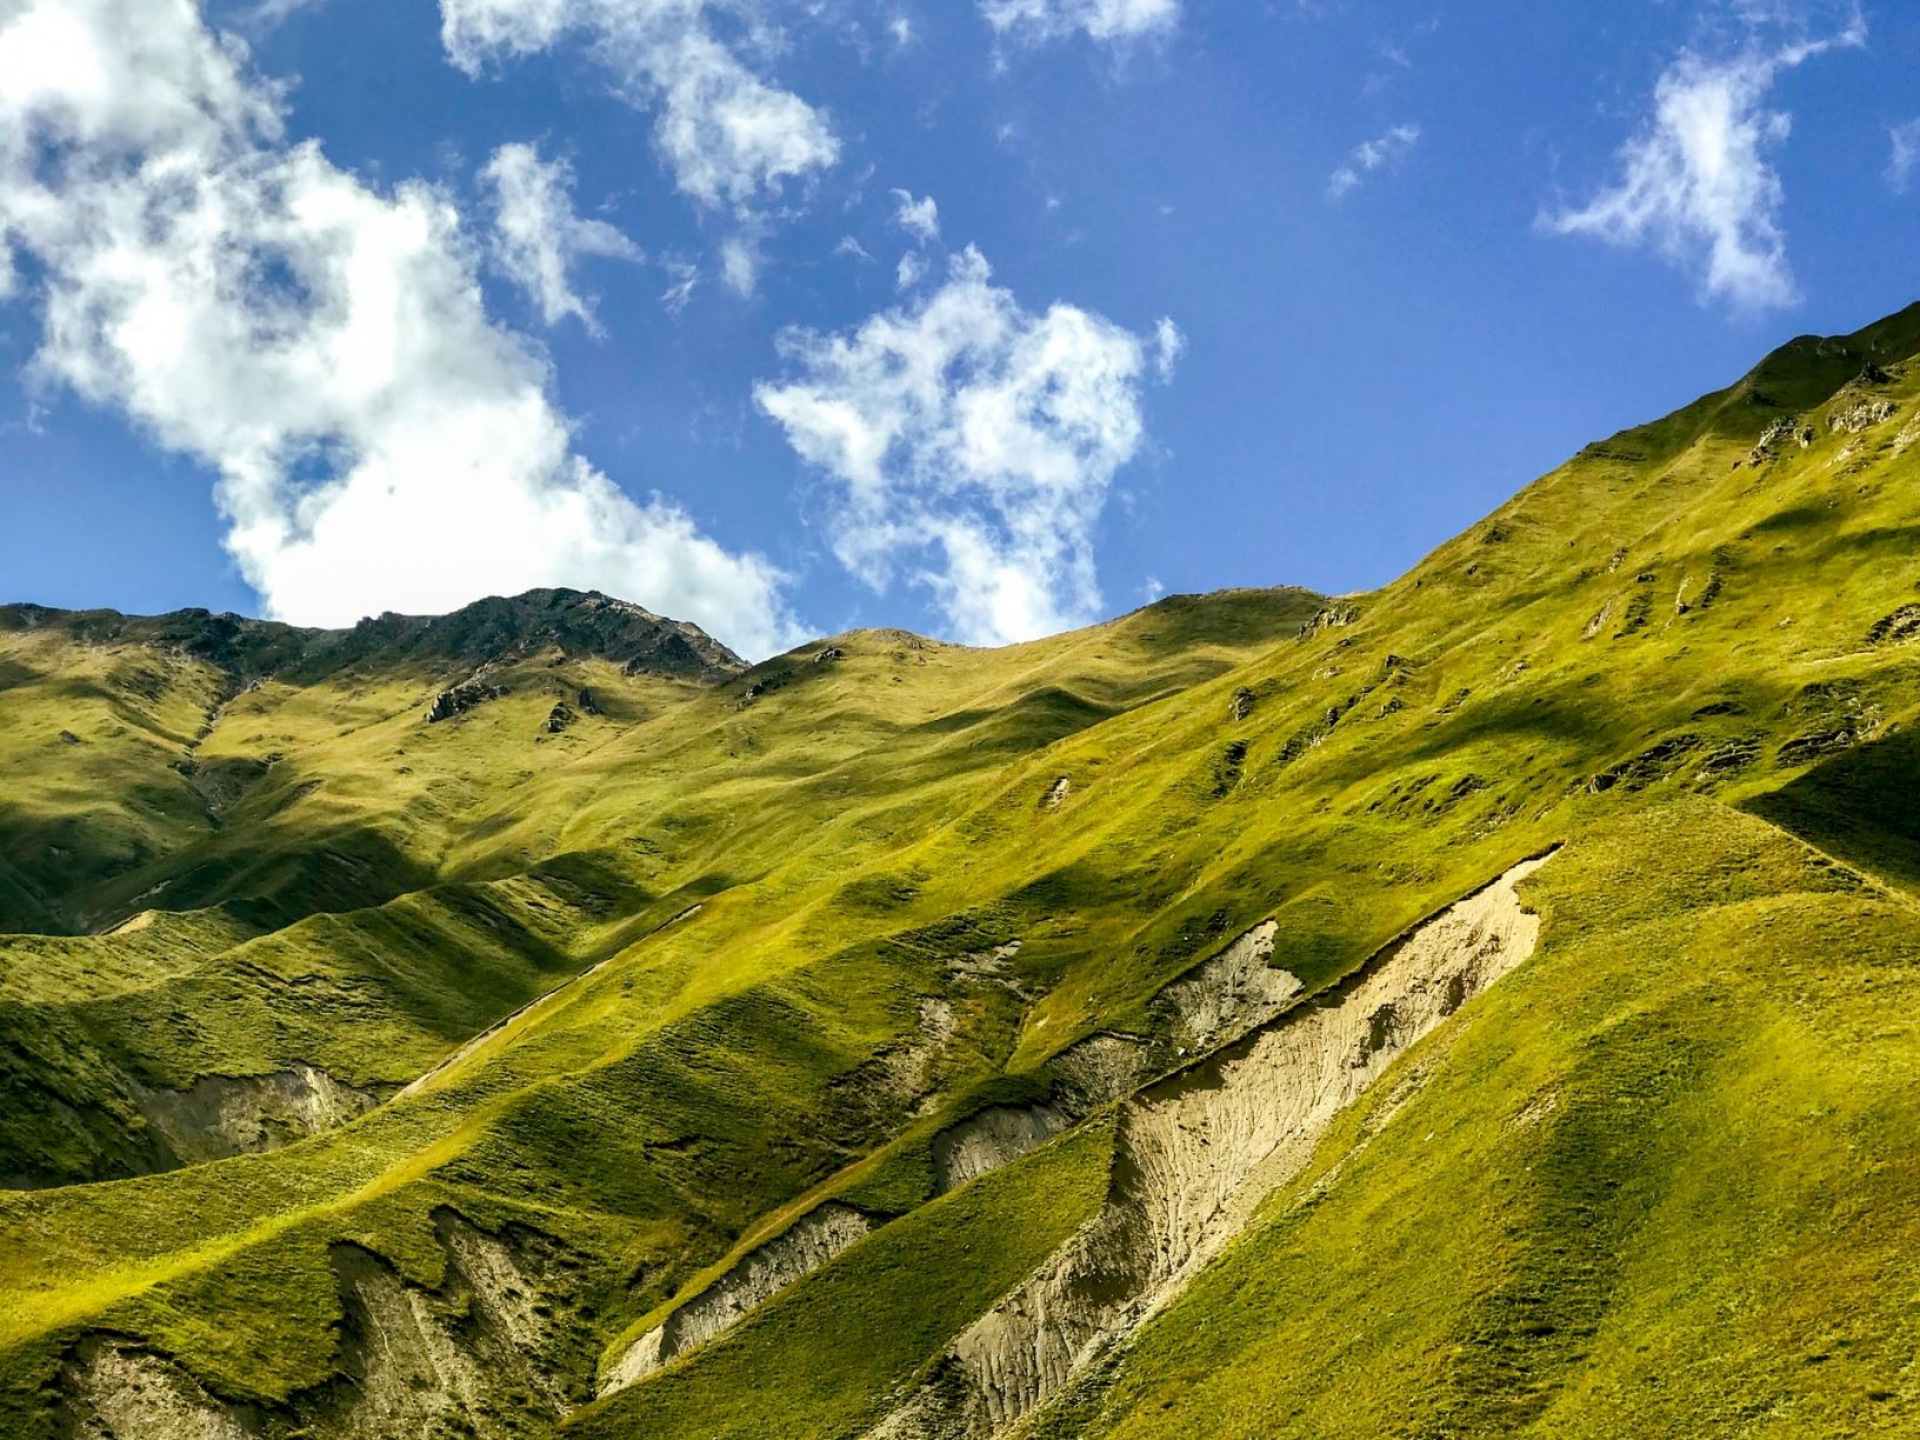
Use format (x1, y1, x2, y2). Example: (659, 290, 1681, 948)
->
(1741, 725, 1920, 893)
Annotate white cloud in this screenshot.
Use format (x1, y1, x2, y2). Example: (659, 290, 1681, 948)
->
(1327, 122, 1420, 200)
(892, 188, 940, 244)
(1542, 15, 1864, 313)
(1152, 317, 1184, 381)
(479, 142, 643, 333)
(235, 0, 328, 31)
(981, 0, 1178, 45)
(754, 246, 1175, 646)
(441, 1, 838, 224)
(1889, 119, 1920, 195)
(659, 254, 700, 312)
(896, 250, 927, 291)
(0, 0, 797, 657)
(834, 234, 875, 263)
(718, 231, 761, 296)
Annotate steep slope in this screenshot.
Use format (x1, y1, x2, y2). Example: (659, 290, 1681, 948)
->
(1, 303, 1918, 1439)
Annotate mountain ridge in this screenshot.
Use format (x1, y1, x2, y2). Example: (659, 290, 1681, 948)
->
(2, 302, 1919, 1439)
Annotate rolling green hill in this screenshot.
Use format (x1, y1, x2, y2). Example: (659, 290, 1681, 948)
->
(3, 303, 1919, 1438)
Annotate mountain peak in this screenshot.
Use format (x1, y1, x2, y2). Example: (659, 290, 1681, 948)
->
(0, 587, 748, 685)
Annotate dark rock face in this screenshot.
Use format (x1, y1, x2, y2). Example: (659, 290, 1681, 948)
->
(1869, 606, 1920, 646)
(427, 678, 506, 724)
(545, 702, 577, 734)
(1230, 687, 1255, 722)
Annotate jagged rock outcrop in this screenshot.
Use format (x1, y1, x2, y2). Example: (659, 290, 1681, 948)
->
(1830, 397, 1899, 434)
(1747, 415, 1814, 466)
(427, 676, 505, 723)
(1869, 606, 1920, 646)
(1298, 602, 1358, 639)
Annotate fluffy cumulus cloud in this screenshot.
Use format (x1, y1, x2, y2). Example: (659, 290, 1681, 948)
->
(441, 0, 837, 231)
(479, 142, 644, 332)
(755, 247, 1179, 647)
(0, 0, 797, 656)
(980, 0, 1178, 45)
(1328, 123, 1420, 201)
(1542, 10, 1865, 313)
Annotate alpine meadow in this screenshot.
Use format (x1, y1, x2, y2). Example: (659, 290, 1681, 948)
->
(6, 299, 1920, 1439)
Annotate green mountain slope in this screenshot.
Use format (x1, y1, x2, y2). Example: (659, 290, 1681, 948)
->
(2, 303, 1918, 1438)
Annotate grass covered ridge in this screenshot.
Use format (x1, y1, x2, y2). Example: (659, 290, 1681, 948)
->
(0, 304, 1918, 1436)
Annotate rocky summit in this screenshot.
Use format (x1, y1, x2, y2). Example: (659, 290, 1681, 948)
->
(5, 303, 1920, 1438)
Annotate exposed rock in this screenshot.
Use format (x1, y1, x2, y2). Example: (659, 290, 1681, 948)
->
(58, 729, 82, 745)
(545, 702, 577, 734)
(133, 1064, 382, 1165)
(1152, 921, 1299, 1055)
(1298, 603, 1358, 639)
(1868, 606, 1920, 646)
(817, 646, 846, 664)
(1041, 777, 1071, 810)
(427, 676, 505, 723)
(1050, 1032, 1156, 1114)
(1582, 599, 1618, 640)
(863, 855, 1555, 1440)
(1778, 729, 1867, 767)
(58, 1339, 261, 1440)
(1830, 398, 1899, 435)
(944, 943, 1025, 995)
(932, 1106, 1072, 1195)
(1693, 737, 1761, 782)
(1775, 681, 1886, 766)
(58, 1212, 584, 1440)
(1588, 735, 1702, 795)
(602, 1204, 876, 1396)
(1229, 687, 1256, 722)
(1747, 416, 1813, 467)
(577, 687, 601, 715)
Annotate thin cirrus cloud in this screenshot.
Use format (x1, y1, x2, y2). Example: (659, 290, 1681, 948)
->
(1889, 120, 1920, 195)
(0, 0, 799, 658)
(1541, 6, 1866, 314)
(440, 0, 839, 294)
(1327, 123, 1420, 201)
(755, 244, 1182, 648)
(479, 142, 645, 334)
(980, 0, 1179, 46)
(892, 189, 941, 244)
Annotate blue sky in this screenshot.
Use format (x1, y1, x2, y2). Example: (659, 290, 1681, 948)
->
(0, 0, 1915, 657)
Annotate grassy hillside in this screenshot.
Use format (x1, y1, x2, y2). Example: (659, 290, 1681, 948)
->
(1, 303, 1917, 1437)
